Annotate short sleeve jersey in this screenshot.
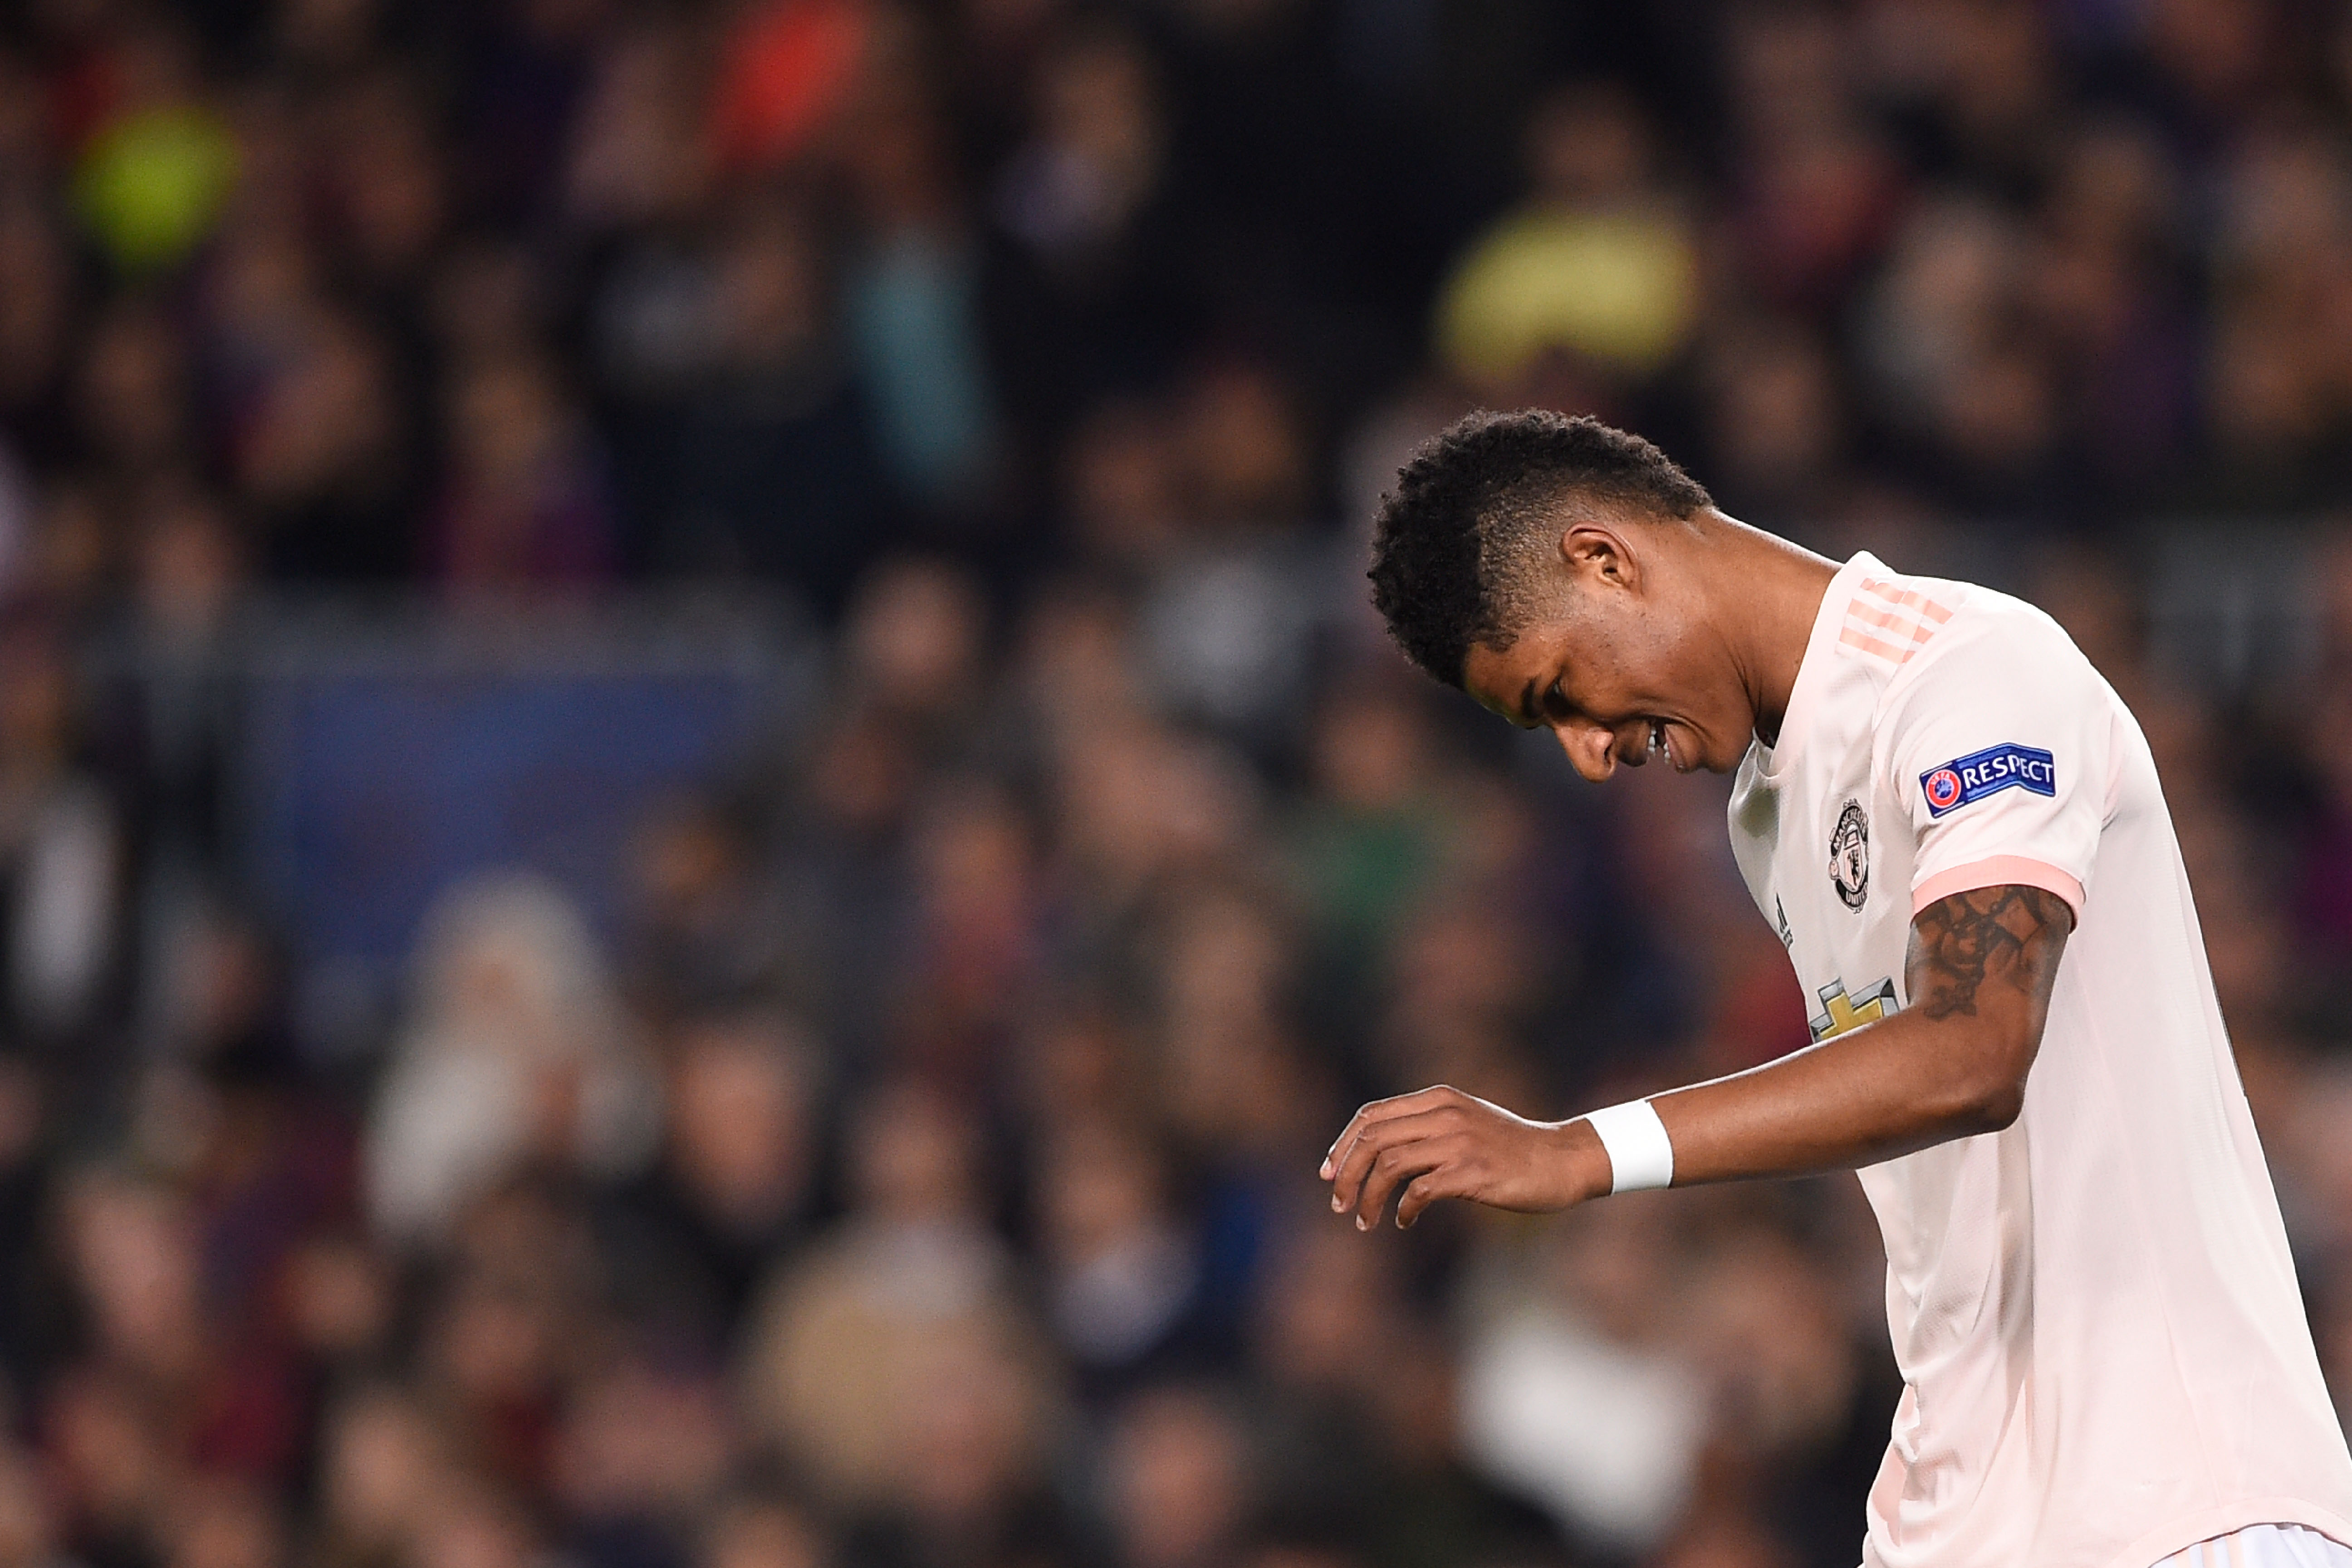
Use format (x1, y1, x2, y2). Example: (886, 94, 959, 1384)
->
(1726, 553, 2352, 1568)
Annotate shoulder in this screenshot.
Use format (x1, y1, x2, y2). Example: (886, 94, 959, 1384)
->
(1872, 578, 2100, 720)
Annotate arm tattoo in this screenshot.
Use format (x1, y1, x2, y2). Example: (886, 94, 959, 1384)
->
(1906, 885, 2074, 1021)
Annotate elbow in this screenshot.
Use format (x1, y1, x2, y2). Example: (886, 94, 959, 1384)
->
(1920, 1028, 2036, 1138)
(1947, 1043, 2034, 1136)
(1966, 1078, 2027, 1135)
(1935, 1083, 2022, 1141)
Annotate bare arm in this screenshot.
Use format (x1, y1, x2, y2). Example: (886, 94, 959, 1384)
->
(1323, 884, 2073, 1229)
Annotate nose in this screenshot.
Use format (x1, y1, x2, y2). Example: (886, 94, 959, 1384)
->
(1552, 720, 1617, 782)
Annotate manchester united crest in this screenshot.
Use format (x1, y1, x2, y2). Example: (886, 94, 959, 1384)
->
(1829, 799, 1869, 911)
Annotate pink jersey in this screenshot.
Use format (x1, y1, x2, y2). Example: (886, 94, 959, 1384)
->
(1726, 553, 2352, 1568)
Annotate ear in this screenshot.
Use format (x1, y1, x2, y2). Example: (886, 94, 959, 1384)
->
(1559, 522, 1640, 593)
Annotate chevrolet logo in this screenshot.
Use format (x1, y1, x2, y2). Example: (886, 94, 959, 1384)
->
(1810, 976, 1899, 1041)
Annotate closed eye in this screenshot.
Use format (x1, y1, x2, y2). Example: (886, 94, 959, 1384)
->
(1514, 676, 1575, 729)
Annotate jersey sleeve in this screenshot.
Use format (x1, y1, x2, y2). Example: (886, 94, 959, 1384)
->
(1879, 612, 2111, 920)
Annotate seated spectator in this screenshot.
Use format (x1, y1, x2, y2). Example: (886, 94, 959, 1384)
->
(1100, 1384, 1252, 1568)
(366, 874, 661, 1249)
(432, 351, 618, 596)
(599, 1009, 823, 1346)
(656, 197, 892, 612)
(1435, 84, 1698, 399)
(1033, 1116, 1210, 1395)
(738, 1076, 1052, 1511)
(1456, 1198, 1707, 1558)
(550, 1357, 738, 1567)
(307, 1384, 450, 1568)
(622, 797, 792, 1024)
(701, 1494, 829, 1568)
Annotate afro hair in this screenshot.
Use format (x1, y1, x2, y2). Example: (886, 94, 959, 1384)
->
(1366, 411, 1712, 687)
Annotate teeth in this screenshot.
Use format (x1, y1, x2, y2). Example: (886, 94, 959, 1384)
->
(1649, 720, 1666, 758)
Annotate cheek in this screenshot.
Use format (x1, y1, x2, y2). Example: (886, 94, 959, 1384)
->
(1595, 627, 1682, 712)
(1552, 617, 1643, 711)
(1618, 637, 1738, 743)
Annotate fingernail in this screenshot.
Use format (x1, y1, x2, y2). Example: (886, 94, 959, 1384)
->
(1331, 1193, 1344, 1211)
(1318, 1160, 1331, 1179)
(1355, 1216, 1367, 1231)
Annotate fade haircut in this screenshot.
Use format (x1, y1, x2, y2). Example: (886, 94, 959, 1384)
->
(1367, 411, 1714, 688)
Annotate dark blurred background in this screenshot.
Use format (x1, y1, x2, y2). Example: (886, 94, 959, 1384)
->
(0, 0, 2347, 1565)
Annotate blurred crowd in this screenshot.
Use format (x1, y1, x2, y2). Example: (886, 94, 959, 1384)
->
(1, 0, 2352, 1567)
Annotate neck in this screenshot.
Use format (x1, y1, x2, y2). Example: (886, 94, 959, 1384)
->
(1688, 510, 1838, 749)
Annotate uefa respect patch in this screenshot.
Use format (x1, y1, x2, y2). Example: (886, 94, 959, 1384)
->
(1919, 743, 2056, 818)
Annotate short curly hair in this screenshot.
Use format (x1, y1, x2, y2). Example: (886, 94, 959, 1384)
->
(1367, 411, 1713, 688)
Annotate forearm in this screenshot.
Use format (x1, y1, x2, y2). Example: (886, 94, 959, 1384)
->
(1632, 1009, 2022, 1189)
(1323, 1011, 2024, 1224)
(1323, 886, 2068, 1228)
(1580, 883, 2072, 1195)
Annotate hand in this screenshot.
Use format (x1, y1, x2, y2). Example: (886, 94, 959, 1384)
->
(1319, 1085, 1610, 1230)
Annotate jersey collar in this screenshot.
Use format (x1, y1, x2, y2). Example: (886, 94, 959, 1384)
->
(1747, 549, 1884, 782)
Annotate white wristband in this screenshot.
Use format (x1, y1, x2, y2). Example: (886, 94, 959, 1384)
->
(1584, 1098, 1674, 1194)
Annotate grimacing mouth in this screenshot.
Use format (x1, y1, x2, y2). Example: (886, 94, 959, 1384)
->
(1607, 717, 1667, 768)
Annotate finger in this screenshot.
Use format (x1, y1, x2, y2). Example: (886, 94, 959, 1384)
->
(1322, 1092, 1425, 1177)
(1353, 1134, 1454, 1231)
(1321, 1086, 1457, 1178)
(1396, 1165, 1471, 1228)
(1330, 1107, 1453, 1216)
